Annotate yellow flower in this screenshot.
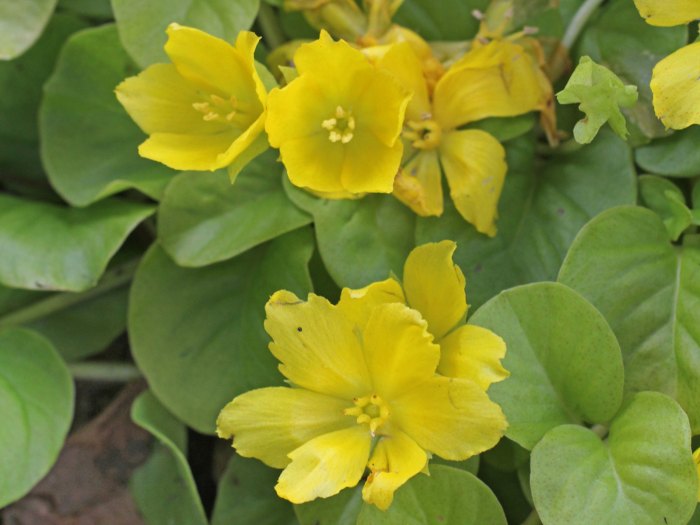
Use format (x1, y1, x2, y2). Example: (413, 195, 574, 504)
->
(694, 448, 700, 501)
(116, 24, 268, 181)
(633, 0, 700, 129)
(338, 240, 509, 389)
(379, 40, 545, 236)
(217, 242, 507, 510)
(265, 31, 411, 195)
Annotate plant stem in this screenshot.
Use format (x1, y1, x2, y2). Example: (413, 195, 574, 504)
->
(69, 361, 142, 382)
(562, 0, 606, 50)
(0, 259, 139, 327)
(258, 3, 287, 51)
(522, 509, 542, 525)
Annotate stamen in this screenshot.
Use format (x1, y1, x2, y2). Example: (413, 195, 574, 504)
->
(321, 106, 356, 144)
(345, 393, 390, 436)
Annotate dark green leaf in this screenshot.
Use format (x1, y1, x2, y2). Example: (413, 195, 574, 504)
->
(394, 0, 488, 40)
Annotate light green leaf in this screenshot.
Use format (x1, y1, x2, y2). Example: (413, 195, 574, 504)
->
(531, 392, 697, 525)
(471, 282, 624, 450)
(158, 150, 311, 267)
(212, 455, 297, 525)
(638, 175, 693, 241)
(636, 126, 700, 178)
(129, 228, 313, 433)
(0, 13, 87, 179)
(575, 0, 687, 139)
(112, 0, 260, 67)
(285, 183, 416, 288)
(0, 194, 153, 292)
(557, 56, 638, 144)
(559, 206, 700, 432)
(0, 0, 57, 60)
(40, 24, 173, 206)
(296, 466, 506, 525)
(394, 0, 488, 40)
(130, 390, 208, 525)
(0, 327, 74, 507)
(0, 282, 128, 361)
(416, 131, 636, 310)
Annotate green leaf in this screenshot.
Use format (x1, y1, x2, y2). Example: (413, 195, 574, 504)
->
(0, 283, 128, 361)
(0, 0, 57, 60)
(286, 185, 416, 288)
(0, 13, 87, 179)
(470, 282, 624, 450)
(0, 327, 74, 507)
(40, 24, 173, 206)
(638, 175, 693, 241)
(158, 150, 312, 267)
(212, 455, 297, 525)
(531, 392, 697, 525)
(575, 0, 687, 140)
(296, 466, 506, 525)
(416, 131, 636, 310)
(559, 206, 700, 433)
(112, 0, 260, 67)
(0, 194, 153, 292)
(130, 390, 208, 525)
(556, 56, 638, 144)
(129, 228, 313, 433)
(394, 0, 488, 40)
(58, 0, 112, 18)
(636, 126, 700, 178)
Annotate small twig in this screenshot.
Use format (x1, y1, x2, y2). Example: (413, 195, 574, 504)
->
(562, 0, 606, 50)
(69, 362, 142, 382)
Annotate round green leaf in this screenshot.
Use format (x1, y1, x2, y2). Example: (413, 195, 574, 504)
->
(394, 0, 487, 40)
(130, 390, 207, 525)
(212, 455, 297, 525)
(470, 282, 624, 450)
(0, 327, 74, 507)
(0, 193, 153, 292)
(0, 13, 87, 179)
(129, 228, 313, 433)
(558, 206, 700, 432)
(0, 0, 57, 60)
(531, 392, 697, 525)
(112, 0, 260, 67)
(40, 24, 173, 206)
(158, 150, 311, 267)
(636, 126, 700, 177)
(575, 0, 687, 140)
(417, 131, 636, 310)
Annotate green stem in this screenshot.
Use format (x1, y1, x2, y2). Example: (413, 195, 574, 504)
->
(69, 362, 142, 382)
(0, 259, 139, 327)
(257, 3, 287, 51)
(562, 0, 605, 50)
(521, 509, 542, 525)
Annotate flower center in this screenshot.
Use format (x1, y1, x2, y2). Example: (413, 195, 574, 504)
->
(192, 93, 247, 126)
(321, 105, 356, 144)
(344, 394, 389, 436)
(403, 118, 442, 150)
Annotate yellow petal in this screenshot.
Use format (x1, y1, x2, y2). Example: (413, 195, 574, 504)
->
(225, 117, 269, 183)
(275, 426, 371, 503)
(440, 130, 506, 237)
(337, 278, 406, 330)
(278, 133, 345, 193)
(139, 130, 241, 171)
(392, 376, 507, 460)
(217, 387, 351, 469)
(264, 290, 371, 399)
(402, 240, 467, 341)
(341, 131, 403, 194)
(375, 41, 432, 122)
(651, 42, 700, 130)
(115, 63, 221, 135)
(362, 430, 428, 510)
(434, 40, 545, 129)
(633, 0, 700, 26)
(693, 448, 700, 501)
(393, 150, 444, 217)
(363, 303, 439, 399)
(164, 24, 260, 106)
(438, 324, 509, 389)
